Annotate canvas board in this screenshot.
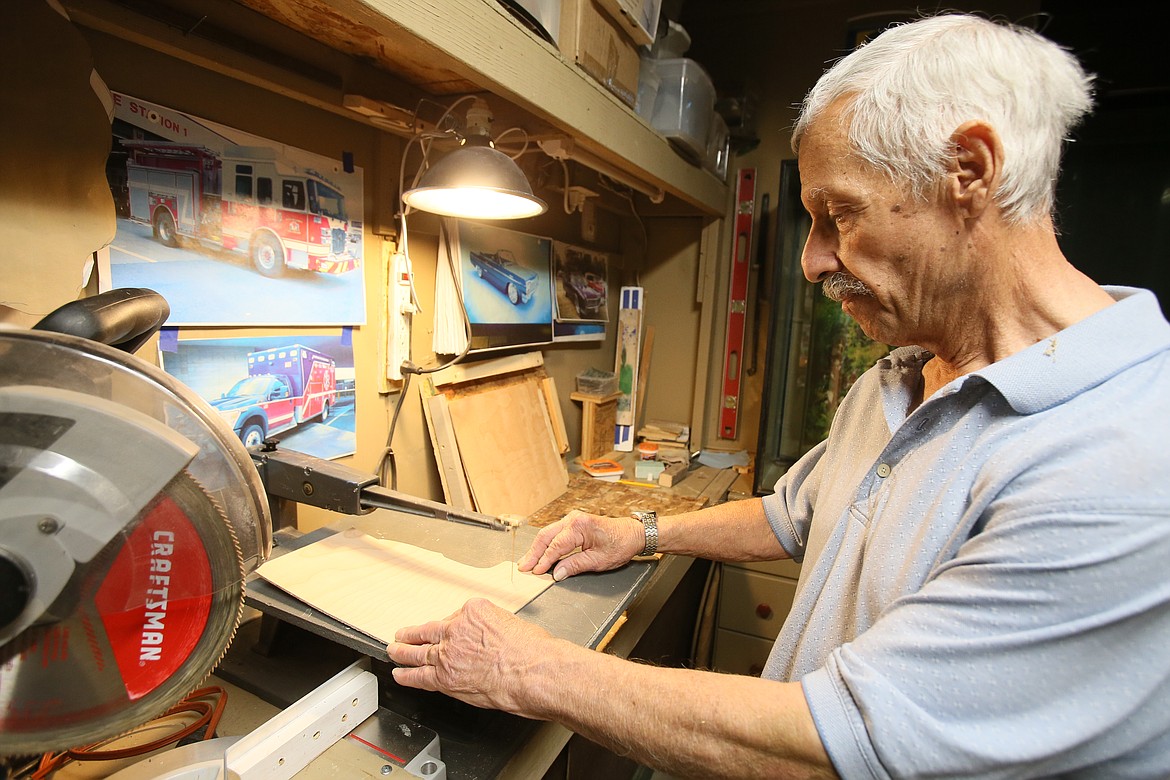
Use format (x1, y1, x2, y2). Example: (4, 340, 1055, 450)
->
(254, 528, 554, 644)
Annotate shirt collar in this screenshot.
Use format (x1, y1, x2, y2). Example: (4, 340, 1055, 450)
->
(877, 287, 1170, 416)
(970, 287, 1169, 414)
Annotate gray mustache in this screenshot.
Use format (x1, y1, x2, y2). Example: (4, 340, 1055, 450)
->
(822, 272, 875, 301)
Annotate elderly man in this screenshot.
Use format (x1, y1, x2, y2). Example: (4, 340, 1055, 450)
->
(388, 14, 1170, 778)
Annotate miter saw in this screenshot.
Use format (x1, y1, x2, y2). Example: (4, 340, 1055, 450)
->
(0, 288, 515, 775)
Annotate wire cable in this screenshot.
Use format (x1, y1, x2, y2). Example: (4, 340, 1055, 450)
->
(377, 222, 473, 490)
(30, 687, 228, 779)
(376, 95, 497, 490)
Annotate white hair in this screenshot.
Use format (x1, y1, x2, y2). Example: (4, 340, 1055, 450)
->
(792, 14, 1094, 223)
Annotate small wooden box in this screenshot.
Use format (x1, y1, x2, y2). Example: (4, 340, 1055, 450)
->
(571, 390, 622, 460)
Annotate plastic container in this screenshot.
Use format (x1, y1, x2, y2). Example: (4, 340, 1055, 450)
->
(637, 441, 659, 460)
(649, 58, 716, 161)
(636, 56, 661, 121)
(650, 19, 691, 59)
(576, 367, 618, 396)
(705, 112, 730, 180)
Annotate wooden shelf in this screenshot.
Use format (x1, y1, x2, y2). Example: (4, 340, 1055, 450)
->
(227, 0, 728, 215)
(64, 0, 726, 212)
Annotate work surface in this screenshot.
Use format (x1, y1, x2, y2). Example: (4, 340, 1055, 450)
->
(224, 461, 735, 778)
(244, 508, 658, 660)
(224, 507, 693, 778)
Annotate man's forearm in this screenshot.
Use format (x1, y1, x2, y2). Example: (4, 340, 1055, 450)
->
(520, 638, 835, 779)
(658, 497, 788, 563)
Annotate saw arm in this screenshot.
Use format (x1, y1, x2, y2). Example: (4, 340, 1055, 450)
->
(249, 443, 520, 531)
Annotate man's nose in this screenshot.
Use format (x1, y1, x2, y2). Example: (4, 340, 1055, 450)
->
(800, 229, 840, 283)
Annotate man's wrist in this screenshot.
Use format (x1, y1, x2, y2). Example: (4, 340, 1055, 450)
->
(631, 510, 658, 556)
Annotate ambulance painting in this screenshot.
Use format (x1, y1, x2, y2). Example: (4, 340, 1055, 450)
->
(210, 344, 337, 448)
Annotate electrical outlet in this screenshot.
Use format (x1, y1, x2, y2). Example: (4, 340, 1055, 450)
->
(581, 199, 597, 242)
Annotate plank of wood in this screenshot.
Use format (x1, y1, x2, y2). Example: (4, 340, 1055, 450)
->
(541, 376, 570, 455)
(634, 324, 654, 429)
(698, 468, 740, 505)
(423, 392, 475, 510)
(614, 287, 643, 431)
(447, 381, 568, 517)
(254, 528, 554, 644)
(430, 351, 544, 388)
(657, 461, 688, 487)
(669, 464, 721, 499)
(594, 613, 628, 653)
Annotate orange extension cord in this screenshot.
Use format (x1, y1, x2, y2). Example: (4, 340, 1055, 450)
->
(30, 686, 228, 779)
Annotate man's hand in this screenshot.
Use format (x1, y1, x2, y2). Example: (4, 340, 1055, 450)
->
(387, 598, 552, 714)
(517, 509, 645, 581)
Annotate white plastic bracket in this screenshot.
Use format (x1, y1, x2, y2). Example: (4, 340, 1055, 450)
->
(223, 661, 378, 780)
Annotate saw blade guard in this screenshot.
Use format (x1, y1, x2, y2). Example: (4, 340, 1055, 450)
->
(0, 328, 271, 754)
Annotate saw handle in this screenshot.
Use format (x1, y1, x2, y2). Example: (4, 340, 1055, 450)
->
(34, 287, 170, 354)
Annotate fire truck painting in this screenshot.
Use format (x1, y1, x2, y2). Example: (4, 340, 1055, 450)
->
(211, 345, 337, 447)
(124, 141, 358, 278)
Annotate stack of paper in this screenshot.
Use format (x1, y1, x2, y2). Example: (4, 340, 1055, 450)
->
(432, 221, 469, 355)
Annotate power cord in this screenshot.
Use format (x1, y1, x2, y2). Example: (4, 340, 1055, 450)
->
(28, 686, 228, 778)
(376, 219, 473, 490)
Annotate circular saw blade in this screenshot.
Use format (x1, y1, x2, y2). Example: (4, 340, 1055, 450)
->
(0, 324, 271, 757)
(0, 468, 244, 755)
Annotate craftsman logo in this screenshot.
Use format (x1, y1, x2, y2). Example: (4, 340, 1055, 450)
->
(96, 496, 213, 699)
(139, 531, 175, 662)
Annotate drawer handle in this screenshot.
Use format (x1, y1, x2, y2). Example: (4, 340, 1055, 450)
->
(755, 603, 773, 620)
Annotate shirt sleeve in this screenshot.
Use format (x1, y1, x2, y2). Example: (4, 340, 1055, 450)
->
(801, 498, 1170, 779)
(760, 439, 828, 563)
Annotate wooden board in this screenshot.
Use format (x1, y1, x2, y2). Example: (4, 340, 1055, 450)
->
(447, 380, 569, 517)
(254, 528, 554, 644)
(541, 376, 570, 455)
(671, 465, 740, 504)
(422, 392, 475, 510)
(526, 472, 707, 527)
(614, 286, 644, 449)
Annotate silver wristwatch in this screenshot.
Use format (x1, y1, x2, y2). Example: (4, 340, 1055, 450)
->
(632, 510, 658, 556)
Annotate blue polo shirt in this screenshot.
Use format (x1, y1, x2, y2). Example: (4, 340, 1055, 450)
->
(760, 287, 1170, 778)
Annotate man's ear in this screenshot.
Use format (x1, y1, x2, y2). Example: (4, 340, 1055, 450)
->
(948, 121, 1002, 218)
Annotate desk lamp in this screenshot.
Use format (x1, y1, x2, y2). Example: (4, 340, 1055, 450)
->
(402, 98, 546, 220)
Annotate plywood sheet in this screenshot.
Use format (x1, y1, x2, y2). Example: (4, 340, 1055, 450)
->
(254, 528, 554, 644)
(447, 380, 568, 516)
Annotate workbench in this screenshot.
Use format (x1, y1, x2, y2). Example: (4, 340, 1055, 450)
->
(213, 507, 700, 779)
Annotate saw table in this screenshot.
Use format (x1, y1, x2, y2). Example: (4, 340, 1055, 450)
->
(216, 509, 696, 779)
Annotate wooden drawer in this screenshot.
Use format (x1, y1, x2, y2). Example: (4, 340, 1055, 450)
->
(717, 566, 796, 639)
(735, 558, 802, 579)
(712, 628, 774, 676)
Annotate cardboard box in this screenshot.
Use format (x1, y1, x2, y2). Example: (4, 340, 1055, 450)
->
(594, 0, 662, 47)
(560, 0, 640, 107)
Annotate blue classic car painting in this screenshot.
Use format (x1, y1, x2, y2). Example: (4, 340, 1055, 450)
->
(469, 248, 539, 305)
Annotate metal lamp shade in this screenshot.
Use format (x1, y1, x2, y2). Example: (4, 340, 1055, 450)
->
(402, 144, 546, 219)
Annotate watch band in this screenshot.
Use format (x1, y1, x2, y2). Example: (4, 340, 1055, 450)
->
(632, 510, 658, 556)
